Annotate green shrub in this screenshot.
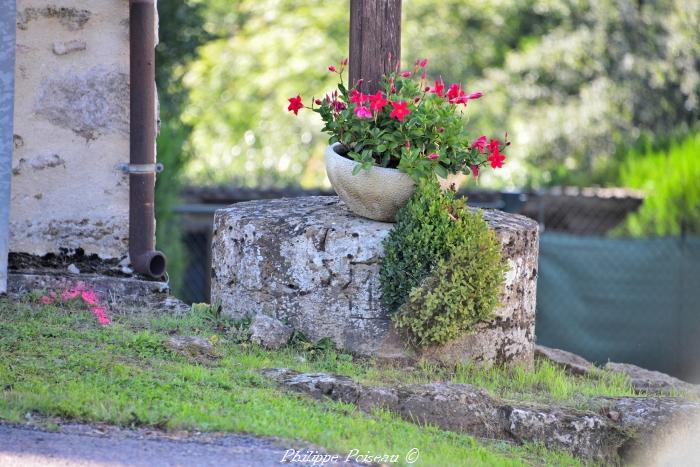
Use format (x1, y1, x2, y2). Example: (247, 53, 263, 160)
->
(380, 179, 506, 346)
(617, 134, 700, 236)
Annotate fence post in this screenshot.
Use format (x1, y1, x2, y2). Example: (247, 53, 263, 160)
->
(349, 0, 402, 94)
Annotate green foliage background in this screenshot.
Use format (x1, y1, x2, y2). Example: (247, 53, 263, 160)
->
(158, 0, 698, 189)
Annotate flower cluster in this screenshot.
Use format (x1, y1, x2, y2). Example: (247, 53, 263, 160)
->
(40, 282, 110, 326)
(287, 57, 508, 180)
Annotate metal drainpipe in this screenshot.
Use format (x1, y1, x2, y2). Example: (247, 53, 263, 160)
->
(0, 0, 15, 294)
(129, 0, 166, 278)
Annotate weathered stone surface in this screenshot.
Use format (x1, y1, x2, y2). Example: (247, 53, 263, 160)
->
(264, 368, 700, 463)
(604, 362, 700, 395)
(535, 345, 596, 375)
(212, 196, 539, 367)
(7, 272, 189, 314)
(165, 336, 218, 360)
(249, 314, 293, 350)
(52, 39, 87, 56)
(35, 67, 129, 140)
(261, 369, 627, 462)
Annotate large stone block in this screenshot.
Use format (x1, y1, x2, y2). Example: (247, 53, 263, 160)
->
(212, 196, 539, 367)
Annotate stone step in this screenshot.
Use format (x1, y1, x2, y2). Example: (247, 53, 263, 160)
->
(211, 196, 539, 367)
(262, 368, 700, 464)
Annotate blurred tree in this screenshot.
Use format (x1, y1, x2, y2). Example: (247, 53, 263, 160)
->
(155, 0, 212, 291)
(177, 0, 699, 189)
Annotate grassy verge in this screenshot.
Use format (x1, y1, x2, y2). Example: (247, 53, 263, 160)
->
(0, 297, 603, 466)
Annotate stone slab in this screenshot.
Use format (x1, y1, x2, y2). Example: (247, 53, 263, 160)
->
(211, 196, 539, 367)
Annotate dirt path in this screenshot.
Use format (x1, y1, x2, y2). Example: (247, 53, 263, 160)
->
(0, 422, 356, 466)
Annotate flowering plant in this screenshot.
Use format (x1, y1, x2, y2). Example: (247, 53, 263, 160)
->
(288, 58, 508, 180)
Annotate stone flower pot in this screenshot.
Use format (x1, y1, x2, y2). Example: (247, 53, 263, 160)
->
(325, 143, 467, 222)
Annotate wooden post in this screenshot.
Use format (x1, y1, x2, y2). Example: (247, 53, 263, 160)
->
(349, 0, 402, 94)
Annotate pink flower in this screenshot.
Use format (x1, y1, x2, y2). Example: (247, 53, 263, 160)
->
(334, 101, 346, 112)
(400, 71, 412, 78)
(62, 287, 82, 300)
(470, 136, 487, 153)
(40, 295, 54, 305)
(81, 290, 99, 306)
(314, 98, 322, 105)
(354, 105, 373, 119)
(328, 65, 337, 72)
(340, 58, 349, 66)
(428, 153, 440, 160)
(91, 307, 110, 326)
(287, 95, 303, 115)
(467, 91, 483, 100)
(470, 164, 480, 178)
(389, 101, 411, 121)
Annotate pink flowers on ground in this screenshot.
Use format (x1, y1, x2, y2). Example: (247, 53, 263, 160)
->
(287, 95, 303, 115)
(389, 101, 411, 121)
(39, 282, 111, 326)
(428, 153, 440, 161)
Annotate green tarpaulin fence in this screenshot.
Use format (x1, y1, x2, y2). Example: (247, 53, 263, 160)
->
(535, 233, 700, 381)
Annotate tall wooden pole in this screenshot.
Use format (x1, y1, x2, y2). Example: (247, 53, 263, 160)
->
(349, 0, 402, 94)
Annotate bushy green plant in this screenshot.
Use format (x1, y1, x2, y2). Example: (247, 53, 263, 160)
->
(380, 179, 506, 346)
(616, 134, 700, 236)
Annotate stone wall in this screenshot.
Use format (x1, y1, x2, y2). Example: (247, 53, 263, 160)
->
(10, 1, 149, 259)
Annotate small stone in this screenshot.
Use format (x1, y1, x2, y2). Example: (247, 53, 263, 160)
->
(249, 314, 292, 350)
(165, 336, 218, 359)
(606, 410, 621, 422)
(67, 264, 80, 274)
(535, 345, 595, 375)
(52, 40, 87, 56)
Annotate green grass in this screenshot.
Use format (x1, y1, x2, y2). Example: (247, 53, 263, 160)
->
(0, 298, 599, 466)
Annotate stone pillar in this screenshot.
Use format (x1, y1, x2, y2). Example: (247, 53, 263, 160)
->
(211, 197, 539, 367)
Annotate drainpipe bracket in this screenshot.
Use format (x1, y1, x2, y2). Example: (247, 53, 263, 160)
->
(118, 162, 164, 174)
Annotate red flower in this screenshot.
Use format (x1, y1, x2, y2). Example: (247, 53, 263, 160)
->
(470, 164, 480, 178)
(430, 79, 445, 97)
(340, 58, 349, 66)
(400, 71, 412, 78)
(428, 153, 439, 160)
(334, 101, 346, 112)
(389, 101, 411, 121)
(350, 89, 369, 105)
(328, 65, 337, 72)
(415, 58, 429, 68)
(467, 91, 483, 100)
(354, 106, 373, 119)
(488, 152, 505, 169)
(287, 95, 303, 115)
(488, 138, 505, 168)
(368, 91, 388, 112)
(447, 83, 466, 104)
(471, 136, 487, 153)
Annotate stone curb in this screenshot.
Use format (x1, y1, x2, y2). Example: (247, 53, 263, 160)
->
(261, 368, 700, 463)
